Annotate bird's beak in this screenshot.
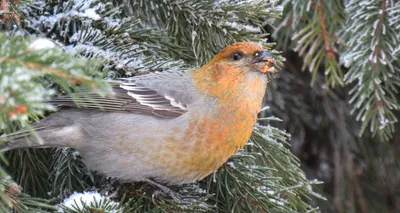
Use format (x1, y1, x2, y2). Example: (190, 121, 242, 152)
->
(253, 51, 276, 73)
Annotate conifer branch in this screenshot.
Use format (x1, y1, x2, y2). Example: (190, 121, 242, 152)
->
(317, 0, 335, 56)
(0, 56, 91, 85)
(373, 0, 386, 62)
(1, 1, 324, 212)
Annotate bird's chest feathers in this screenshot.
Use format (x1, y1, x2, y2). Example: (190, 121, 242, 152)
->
(203, 94, 262, 150)
(179, 99, 260, 177)
(191, 70, 266, 144)
(183, 78, 266, 165)
(177, 65, 267, 174)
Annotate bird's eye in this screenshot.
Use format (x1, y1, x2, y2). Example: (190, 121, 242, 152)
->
(232, 52, 242, 61)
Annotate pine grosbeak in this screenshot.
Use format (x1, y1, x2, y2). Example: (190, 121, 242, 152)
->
(2, 42, 275, 185)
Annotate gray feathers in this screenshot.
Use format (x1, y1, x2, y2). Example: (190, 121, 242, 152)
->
(1, 70, 201, 152)
(50, 69, 199, 119)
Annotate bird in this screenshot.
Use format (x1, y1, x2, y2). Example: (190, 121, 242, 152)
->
(1, 42, 276, 185)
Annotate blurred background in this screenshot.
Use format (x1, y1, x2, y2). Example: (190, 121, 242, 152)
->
(265, 1, 400, 212)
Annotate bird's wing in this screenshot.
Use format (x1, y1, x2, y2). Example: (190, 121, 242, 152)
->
(49, 69, 197, 119)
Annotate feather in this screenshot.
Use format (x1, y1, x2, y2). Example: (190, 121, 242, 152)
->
(49, 69, 198, 119)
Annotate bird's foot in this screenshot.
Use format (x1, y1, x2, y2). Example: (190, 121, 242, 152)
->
(144, 178, 179, 201)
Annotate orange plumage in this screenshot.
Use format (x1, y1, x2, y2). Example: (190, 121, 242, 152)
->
(3, 42, 275, 185)
(139, 42, 274, 183)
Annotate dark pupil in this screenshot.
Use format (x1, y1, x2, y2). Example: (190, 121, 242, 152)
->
(233, 53, 242, 61)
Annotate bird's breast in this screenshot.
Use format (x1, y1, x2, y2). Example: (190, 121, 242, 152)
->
(155, 98, 261, 184)
(145, 82, 266, 184)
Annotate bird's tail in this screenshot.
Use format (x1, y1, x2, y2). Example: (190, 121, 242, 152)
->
(0, 126, 52, 152)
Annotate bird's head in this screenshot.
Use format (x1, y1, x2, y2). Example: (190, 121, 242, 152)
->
(193, 42, 276, 103)
(208, 42, 276, 74)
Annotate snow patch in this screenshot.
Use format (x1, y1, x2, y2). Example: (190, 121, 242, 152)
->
(81, 8, 101, 20)
(59, 191, 120, 212)
(27, 38, 56, 51)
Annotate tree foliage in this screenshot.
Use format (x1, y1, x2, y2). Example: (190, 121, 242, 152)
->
(271, 0, 400, 212)
(0, 0, 321, 213)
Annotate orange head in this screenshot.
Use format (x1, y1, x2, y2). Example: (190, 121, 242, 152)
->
(193, 42, 275, 103)
(208, 42, 276, 73)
